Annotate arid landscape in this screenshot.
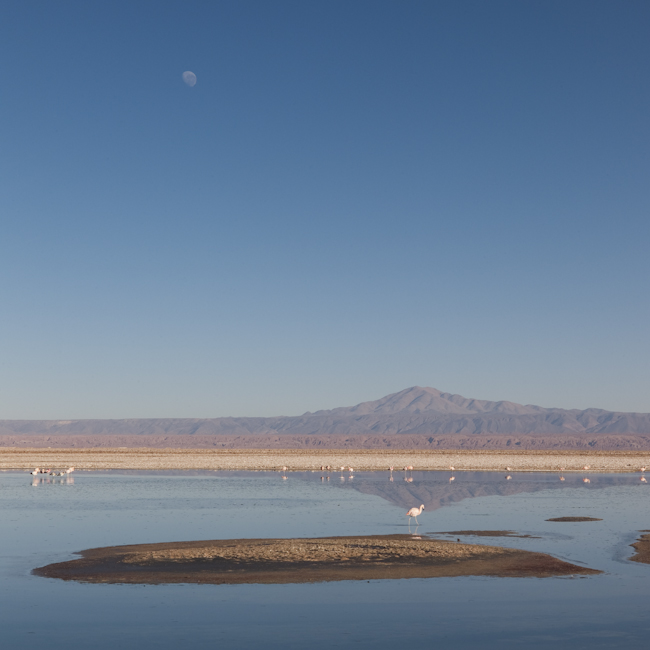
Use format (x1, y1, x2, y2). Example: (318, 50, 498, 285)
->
(2, 387, 650, 452)
(3, 447, 650, 472)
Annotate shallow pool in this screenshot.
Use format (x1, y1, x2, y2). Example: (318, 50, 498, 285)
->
(1, 469, 648, 649)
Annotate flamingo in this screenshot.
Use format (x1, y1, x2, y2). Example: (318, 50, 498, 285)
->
(406, 505, 425, 525)
(640, 466, 647, 473)
(583, 465, 590, 471)
(65, 466, 75, 475)
(505, 466, 512, 472)
(30, 468, 40, 476)
(449, 465, 455, 471)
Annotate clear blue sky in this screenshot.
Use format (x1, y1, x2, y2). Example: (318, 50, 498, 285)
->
(1, 0, 648, 418)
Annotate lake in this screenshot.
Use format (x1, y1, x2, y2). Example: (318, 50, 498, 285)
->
(1, 469, 648, 649)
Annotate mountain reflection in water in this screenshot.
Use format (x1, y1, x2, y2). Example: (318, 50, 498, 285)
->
(298, 471, 640, 510)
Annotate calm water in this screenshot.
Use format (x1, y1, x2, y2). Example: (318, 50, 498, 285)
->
(1, 469, 649, 649)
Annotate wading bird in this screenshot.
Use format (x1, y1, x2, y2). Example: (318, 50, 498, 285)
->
(406, 505, 425, 525)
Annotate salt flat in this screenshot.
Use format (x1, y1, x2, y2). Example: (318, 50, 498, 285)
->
(2, 447, 649, 472)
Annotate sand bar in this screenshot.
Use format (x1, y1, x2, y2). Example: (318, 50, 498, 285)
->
(629, 532, 650, 565)
(2, 447, 650, 472)
(33, 534, 601, 584)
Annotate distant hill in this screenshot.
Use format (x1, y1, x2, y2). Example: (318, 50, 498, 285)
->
(1, 387, 650, 449)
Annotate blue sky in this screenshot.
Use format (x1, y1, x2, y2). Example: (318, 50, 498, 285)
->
(1, 0, 649, 418)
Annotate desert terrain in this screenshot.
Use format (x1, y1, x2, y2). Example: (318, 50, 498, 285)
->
(3, 447, 649, 472)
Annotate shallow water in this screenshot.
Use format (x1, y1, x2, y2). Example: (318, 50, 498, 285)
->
(1, 470, 648, 649)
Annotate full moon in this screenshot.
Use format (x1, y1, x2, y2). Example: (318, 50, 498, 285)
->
(182, 71, 197, 87)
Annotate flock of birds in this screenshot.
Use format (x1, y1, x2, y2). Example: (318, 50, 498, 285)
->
(277, 463, 648, 525)
(29, 466, 75, 477)
(28, 462, 647, 526)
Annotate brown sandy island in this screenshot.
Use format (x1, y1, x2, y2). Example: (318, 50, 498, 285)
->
(33, 535, 600, 585)
(629, 531, 650, 565)
(546, 517, 603, 522)
(3, 447, 650, 472)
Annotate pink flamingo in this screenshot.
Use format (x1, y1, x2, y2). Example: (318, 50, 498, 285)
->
(406, 505, 425, 525)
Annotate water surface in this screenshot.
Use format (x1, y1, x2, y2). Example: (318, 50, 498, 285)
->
(1, 470, 648, 649)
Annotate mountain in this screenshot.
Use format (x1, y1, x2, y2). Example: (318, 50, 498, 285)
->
(1, 387, 650, 443)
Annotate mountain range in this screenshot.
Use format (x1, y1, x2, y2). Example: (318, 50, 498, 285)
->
(1, 387, 650, 446)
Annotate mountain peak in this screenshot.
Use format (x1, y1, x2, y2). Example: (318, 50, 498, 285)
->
(318, 386, 545, 417)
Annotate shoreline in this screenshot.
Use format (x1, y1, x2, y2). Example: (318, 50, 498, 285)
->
(2, 447, 650, 472)
(630, 532, 650, 565)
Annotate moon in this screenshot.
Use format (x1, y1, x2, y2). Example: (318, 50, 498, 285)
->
(182, 71, 197, 87)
